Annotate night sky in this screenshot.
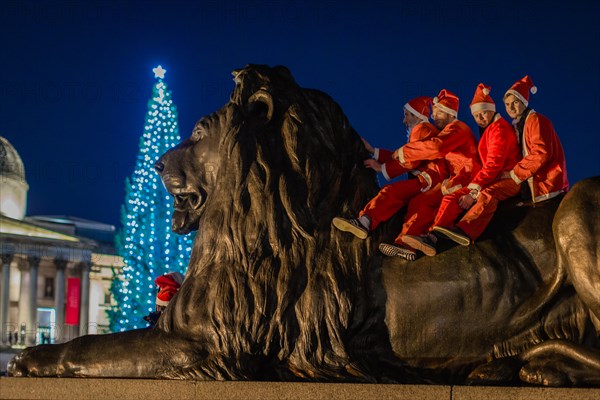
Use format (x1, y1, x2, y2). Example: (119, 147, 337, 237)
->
(2, 0, 599, 228)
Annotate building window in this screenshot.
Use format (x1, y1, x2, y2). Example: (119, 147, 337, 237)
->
(44, 277, 55, 298)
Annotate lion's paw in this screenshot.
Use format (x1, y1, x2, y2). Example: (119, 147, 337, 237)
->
(519, 363, 567, 387)
(7, 349, 32, 377)
(7, 345, 64, 377)
(466, 358, 520, 385)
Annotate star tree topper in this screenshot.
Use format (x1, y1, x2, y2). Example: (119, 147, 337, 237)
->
(153, 65, 166, 79)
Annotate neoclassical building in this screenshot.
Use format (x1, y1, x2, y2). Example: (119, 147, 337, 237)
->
(0, 136, 123, 347)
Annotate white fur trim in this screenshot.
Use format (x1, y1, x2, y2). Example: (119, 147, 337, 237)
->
(441, 179, 462, 195)
(505, 89, 529, 107)
(404, 103, 429, 122)
(373, 148, 380, 161)
(534, 190, 563, 203)
(411, 170, 431, 191)
(446, 184, 462, 195)
(470, 102, 496, 113)
(156, 298, 169, 307)
(509, 170, 523, 185)
(396, 146, 406, 164)
(467, 183, 482, 192)
(420, 171, 433, 192)
(441, 179, 449, 195)
(381, 163, 391, 181)
(433, 102, 458, 117)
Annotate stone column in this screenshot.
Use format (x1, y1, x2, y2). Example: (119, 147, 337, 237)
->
(1, 253, 14, 345)
(78, 262, 91, 336)
(26, 256, 41, 346)
(54, 258, 68, 343)
(17, 260, 30, 344)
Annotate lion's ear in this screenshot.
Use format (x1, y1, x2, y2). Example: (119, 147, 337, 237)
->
(232, 69, 243, 84)
(191, 119, 207, 141)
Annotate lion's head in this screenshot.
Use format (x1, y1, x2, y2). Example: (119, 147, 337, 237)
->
(155, 65, 383, 380)
(155, 109, 222, 234)
(156, 65, 376, 237)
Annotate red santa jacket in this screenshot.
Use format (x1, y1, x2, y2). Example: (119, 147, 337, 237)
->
(395, 120, 481, 195)
(509, 111, 569, 203)
(467, 114, 521, 192)
(374, 122, 447, 191)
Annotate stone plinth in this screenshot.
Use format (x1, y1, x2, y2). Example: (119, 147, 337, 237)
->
(1, 378, 599, 400)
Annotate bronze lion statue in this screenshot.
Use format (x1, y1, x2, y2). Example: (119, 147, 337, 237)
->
(8, 65, 600, 386)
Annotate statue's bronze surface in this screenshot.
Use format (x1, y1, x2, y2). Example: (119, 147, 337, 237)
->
(8, 65, 600, 386)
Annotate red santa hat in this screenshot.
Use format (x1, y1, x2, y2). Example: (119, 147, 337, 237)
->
(505, 75, 537, 107)
(432, 89, 459, 117)
(470, 83, 496, 113)
(404, 96, 432, 122)
(155, 272, 184, 307)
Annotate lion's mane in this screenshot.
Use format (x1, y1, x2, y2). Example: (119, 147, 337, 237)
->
(160, 65, 384, 380)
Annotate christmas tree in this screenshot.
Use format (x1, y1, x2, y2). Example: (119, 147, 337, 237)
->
(108, 66, 194, 332)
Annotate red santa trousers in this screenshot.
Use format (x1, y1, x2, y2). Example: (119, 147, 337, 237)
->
(395, 183, 445, 244)
(359, 178, 423, 231)
(433, 178, 521, 240)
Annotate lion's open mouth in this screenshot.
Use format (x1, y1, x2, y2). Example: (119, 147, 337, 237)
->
(157, 169, 206, 235)
(169, 188, 206, 234)
(172, 208, 202, 234)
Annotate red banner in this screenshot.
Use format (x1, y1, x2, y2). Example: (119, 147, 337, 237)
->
(65, 277, 80, 325)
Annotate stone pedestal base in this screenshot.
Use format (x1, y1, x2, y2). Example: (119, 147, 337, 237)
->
(0, 378, 598, 400)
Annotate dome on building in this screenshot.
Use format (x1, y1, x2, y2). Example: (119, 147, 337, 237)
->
(0, 136, 29, 220)
(0, 136, 27, 182)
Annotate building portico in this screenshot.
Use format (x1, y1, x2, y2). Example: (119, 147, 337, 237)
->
(0, 220, 95, 346)
(1, 136, 123, 348)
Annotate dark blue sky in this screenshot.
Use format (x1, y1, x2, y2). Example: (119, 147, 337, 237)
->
(2, 0, 599, 228)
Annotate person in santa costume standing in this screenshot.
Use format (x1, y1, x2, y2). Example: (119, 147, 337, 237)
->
(332, 96, 447, 261)
(392, 89, 481, 257)
(428, 83, 521, 246)
(502, 75, 568, 204)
